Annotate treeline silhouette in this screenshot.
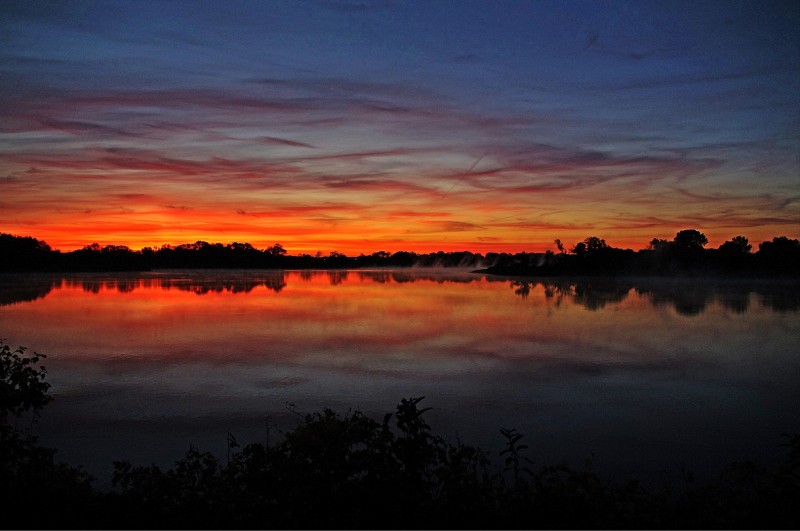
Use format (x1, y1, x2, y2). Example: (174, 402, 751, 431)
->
(2, 341, 799, 529)
(2, 229, 798, 276)
(482, 230, 800, 278)
(0, 234, 485, 272)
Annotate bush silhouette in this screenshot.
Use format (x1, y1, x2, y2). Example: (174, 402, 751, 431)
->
(2, 340, 799, 528)
(1, 341, 97, 528)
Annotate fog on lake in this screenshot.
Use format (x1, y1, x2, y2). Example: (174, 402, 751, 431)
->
(1, 270, 798, 487)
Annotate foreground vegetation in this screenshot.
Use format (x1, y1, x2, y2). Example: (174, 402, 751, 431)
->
(2, 229, 799, 277)
(2, 340, 799, 529)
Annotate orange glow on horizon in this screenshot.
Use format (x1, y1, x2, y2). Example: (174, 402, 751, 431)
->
(9, 218, 794, 256)
(3, 140, 796, 255)
(4, 111, 797, 257)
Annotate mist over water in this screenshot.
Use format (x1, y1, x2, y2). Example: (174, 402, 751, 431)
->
(1, 270, 798, 487)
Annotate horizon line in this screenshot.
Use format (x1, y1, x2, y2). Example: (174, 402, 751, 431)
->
(4, 230, 797, 257)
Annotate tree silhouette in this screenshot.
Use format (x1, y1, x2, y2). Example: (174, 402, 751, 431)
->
(672, 229, 708, 252)
(583, 236, 608, 253)
(757, 236, 800, 276)
(2, 230, 799, 277)
(0, 233, 54, 271)
(570, 237, 609, 257)
(265, 243, 287, 256)
(648, 238, 670, 251)
(719, 235, 751, 255)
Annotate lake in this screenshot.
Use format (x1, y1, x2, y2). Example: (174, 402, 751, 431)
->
(1, 270, 798, 487)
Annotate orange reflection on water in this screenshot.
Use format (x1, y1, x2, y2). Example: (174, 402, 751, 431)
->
(2, 270, 799, 488)
(3, 271, 797, 377)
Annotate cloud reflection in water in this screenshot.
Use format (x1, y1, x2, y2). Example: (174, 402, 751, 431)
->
(0, 270, 797, 487)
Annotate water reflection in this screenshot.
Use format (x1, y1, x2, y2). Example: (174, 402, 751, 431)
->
(1, 269, 797, 489)
(515, 280, 631, 310)
(510, 278, 799, 315)
(327, 270, 348, 285)
(0, 275, 63, 306)
(1, 271, 798, 315)
(0, 272, 290, 302)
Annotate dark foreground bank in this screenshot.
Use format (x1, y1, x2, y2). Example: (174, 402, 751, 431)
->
(2, 341, 799, 529)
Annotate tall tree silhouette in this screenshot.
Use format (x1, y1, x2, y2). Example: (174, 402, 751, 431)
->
(672, 229, 708, 252)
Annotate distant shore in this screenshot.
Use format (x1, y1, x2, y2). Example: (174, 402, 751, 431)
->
(2, 230, 799, 277)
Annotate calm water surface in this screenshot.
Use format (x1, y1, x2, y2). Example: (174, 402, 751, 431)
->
(1, 270, 798, 486)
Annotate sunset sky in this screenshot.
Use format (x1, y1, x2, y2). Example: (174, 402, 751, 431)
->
(1, 0, 798, 254)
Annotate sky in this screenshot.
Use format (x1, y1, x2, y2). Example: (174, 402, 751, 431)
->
(1, 0, 798, 255)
